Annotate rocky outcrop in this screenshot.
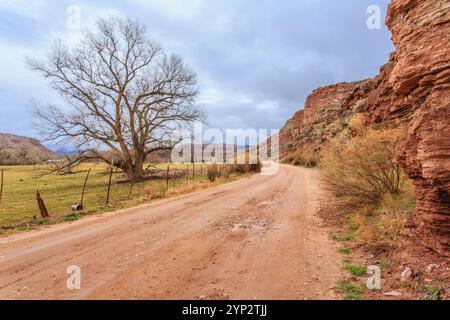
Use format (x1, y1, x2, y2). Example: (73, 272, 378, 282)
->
(279, 0, 450, 254)
(302, 82, 366, 126)
(387, 0, 450, 253)
(279, 80, 369, 157)
(279, 109, 304, 150)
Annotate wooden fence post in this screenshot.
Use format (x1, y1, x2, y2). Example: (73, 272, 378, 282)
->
(192, 162, 195, 183)
(106, 160, 114, 205)
(79, 168, 91, 209)
(0, 169, 3, 206)
(166, 165, 170, 191)
(173, 168, 177, 187)
(200, 165, 203, 182)
(36, 191, 49, 218)
(129, 182, 134, 197)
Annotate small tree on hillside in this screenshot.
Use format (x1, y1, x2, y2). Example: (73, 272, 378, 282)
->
(28, 17, 203, 181)
(17, 144, 31, 165)
(0, 141, 11, 165)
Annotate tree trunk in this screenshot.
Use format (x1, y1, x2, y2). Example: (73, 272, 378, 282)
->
(116, 151, 146, 183)
(125, 165, 136, 182)
(134, 166, 144, 181)
(131, 152, 146, 182)
(124, 161, 145, 182)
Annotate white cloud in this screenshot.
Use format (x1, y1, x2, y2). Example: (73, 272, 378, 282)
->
(0, 39, 46, 88)
(0, 0, 394, 137)
(199, 86, 253, 106)
(0, 0, 46, 19)
(130, 0, 205, 20)
(48, 4, 124, 48)
(256, 101, 279, 112)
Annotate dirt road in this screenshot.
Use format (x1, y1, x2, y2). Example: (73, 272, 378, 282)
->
(0, 165, 342, 300)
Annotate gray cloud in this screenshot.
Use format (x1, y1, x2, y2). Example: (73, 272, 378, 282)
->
(0, 0, 394, 138)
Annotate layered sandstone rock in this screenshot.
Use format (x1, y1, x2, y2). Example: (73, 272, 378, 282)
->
(302, 81, 366, 127)
(279, 80, 368, 157)
(279, 109, 304, 150)
(387, 0, 450, 253)
(279, 0, 449, 254)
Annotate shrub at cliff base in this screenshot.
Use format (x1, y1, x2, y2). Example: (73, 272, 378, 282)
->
(351, 182, 416, 251)
(320, 116, 407, 205)
(284, 151, 320, 168)
(320, 115, 416, 250)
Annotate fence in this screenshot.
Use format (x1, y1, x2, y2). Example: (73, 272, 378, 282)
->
(0, 163, 235, 228)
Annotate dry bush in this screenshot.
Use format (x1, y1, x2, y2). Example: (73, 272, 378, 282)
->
(348, 113, 366, 136)
(233, 159, 262, 174)
(234, 163, 250, 174)
(320, 120, 407, 205)
(289, 151, 320, 168)
(233, 163, 261, 173)
(223, 165, 232, 178)
(207, 163, 220, 182)
(320, 115, 416, 252)
(249, 160, 262, 173)
(207, 153, 261, 182)
(230, 150, 262, 174)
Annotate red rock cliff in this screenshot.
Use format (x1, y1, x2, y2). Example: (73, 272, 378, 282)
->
(387, 0, 450, 253)
(279, 0, 450, 254)
(279, 80, 370, 157)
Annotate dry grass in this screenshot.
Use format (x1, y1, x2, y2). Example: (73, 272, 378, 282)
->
(351, 179, 416, 252)
(0, 162, 250, 233)
(144, 181, 168, 199)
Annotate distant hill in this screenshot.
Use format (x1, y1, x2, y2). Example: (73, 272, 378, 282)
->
(0, 135, 248, 165)
(171, 143, 247, 163)
(48, 145, 79, 155)
(0, 133, 59, 165)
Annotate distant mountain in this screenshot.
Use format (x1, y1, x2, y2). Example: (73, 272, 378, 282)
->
(48, 145, 79, 155)
(0, 133, 59, 165)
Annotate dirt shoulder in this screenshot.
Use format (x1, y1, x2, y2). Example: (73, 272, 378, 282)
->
(319, 189, 449, 300)
(0, 165, 342, 300)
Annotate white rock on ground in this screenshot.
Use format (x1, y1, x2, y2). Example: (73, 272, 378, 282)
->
(400, 267, 412, 282)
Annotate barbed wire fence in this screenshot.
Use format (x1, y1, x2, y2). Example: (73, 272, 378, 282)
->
(0, 163, 232, 228)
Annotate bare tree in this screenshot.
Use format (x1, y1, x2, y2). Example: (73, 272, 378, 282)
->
(17, 144, 31, 165)
(28, 17, 203, 181)
(0, 141, 10, 165)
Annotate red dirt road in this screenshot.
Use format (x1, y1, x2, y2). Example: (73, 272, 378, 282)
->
(0, 165, 342, 299)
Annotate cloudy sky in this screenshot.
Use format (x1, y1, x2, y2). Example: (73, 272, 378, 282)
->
(0, 0, 394, 141)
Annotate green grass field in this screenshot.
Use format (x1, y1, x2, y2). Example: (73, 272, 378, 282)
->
(0, 162, 237, 231)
